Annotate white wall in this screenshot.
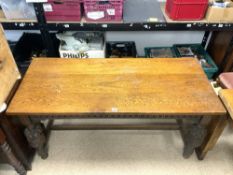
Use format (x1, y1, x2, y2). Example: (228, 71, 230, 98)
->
(5, 30, 204, 56)
(106, 31, 204, 56)
(5, 30, 40, 41)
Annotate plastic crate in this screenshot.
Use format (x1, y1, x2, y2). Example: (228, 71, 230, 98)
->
(83, 0, 124, 21)
(174, 44, 218, 79)
(106, 41, 137, 58)
(165, 0, 208, 21)
(145, 47, 177, 58)
(43, 0, 81, 21)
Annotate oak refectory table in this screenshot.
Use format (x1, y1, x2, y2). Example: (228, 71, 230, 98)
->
(6, 58, 227, 160)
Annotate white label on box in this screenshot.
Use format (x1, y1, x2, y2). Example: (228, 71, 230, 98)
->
(59, 49, 105, 59)
(61, 52, 89, 59)
(64, 24, 70, 28)
(102, 24, 108, 28)
(107, 9, 115, 16)
(43, 4, 53, 12)
(87, 11, 104, 20)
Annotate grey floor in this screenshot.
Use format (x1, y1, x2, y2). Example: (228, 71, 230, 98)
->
(0, 122, 233, 175)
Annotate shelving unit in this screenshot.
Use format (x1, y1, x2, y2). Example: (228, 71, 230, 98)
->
(1, 8, 233, 31)
(0, 2, 233, 73)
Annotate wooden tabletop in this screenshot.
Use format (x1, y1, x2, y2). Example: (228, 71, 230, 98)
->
(7, 58, 226, 117)
(219, 90, 233, 120)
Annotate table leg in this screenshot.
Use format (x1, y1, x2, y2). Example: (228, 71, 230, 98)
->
(0, 129, 26, 175)
(196, 116, 227, 160)
(20, 117, 48, 159)
(179, 118, 207, 159)
(0, 116, 32, 170)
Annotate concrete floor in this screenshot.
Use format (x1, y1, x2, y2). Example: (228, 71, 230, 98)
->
(0, 122, 233, 175)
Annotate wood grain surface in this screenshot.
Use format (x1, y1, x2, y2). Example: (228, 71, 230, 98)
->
(7, 58, 226, 116)
(219, 89, 233, 120)
(0, 25, 20, 108)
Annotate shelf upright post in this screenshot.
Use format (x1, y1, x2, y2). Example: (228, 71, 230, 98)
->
(201, 31, 211, 49)
(33, 3, 56, 57)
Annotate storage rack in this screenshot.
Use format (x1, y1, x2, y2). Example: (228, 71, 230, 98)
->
(0, 3, 233, 71)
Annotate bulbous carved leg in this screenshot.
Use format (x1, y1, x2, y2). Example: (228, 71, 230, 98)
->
(24, 122, 48, 159)
(196, 116, 227, 160)
(178, 119, 207, 159)
(1, 141, 27, 175)
(182, 124, 206, 158)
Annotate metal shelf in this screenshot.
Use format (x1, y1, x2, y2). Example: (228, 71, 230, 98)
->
(44, 22, 233, 31)
(2, 21, 233, 31)
(2, 22, 39, 30)
(1, 5, 233, 31)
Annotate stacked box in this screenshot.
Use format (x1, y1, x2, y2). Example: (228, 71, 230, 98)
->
(43, 0, 81, 21)
(166, 0, 208, 20)
(174, 44, 218, 79)
(84, 0, 124, 21)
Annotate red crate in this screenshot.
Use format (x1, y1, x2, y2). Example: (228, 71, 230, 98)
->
(84, 0, 124, 22)
(165, 0, 208, 21)
(44, 0, 81, 21)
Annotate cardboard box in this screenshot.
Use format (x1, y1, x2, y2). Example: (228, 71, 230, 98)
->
(206, 0, 233, 22)
(58, 32, 105, 59)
